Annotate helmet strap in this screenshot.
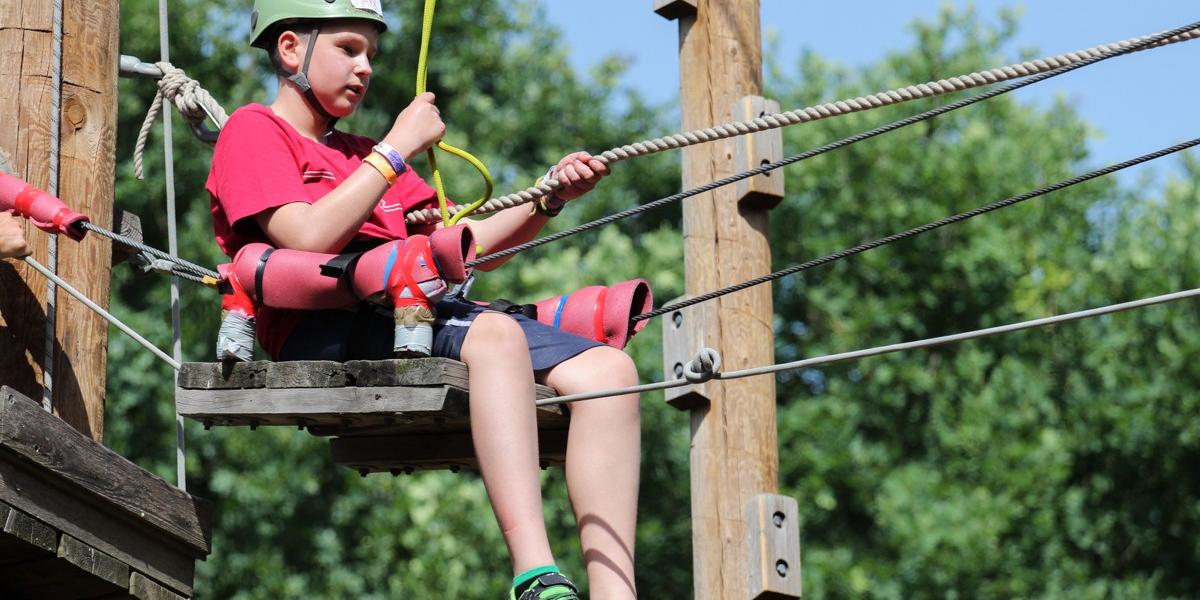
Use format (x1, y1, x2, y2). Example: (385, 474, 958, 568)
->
(283, 24, 338, 136)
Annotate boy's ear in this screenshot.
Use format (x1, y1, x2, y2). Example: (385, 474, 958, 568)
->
(276, 30, 307, 72)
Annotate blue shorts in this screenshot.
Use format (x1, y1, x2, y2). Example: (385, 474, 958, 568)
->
(277, 298, 602, 371)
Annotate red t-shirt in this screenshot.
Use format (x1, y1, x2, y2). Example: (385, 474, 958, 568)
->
(206, 103, 439, 358)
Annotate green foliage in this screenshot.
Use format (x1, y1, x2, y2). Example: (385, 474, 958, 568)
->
(105, 1, 1199, 598)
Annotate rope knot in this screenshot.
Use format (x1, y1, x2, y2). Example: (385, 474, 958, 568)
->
(133, 61, 229, 179)
(683, 347, 722, 384)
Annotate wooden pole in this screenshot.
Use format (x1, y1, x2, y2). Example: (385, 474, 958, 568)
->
(0, 1, 117, 441)
(657, 0, 782, 597)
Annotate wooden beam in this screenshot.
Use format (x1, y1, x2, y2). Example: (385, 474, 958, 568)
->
(664, 1, 789, 598)
(0, 388, 212, 556)
(0, 0, 118, 441)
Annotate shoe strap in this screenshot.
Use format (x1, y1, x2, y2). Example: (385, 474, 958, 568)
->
(518, 573, 579, 600)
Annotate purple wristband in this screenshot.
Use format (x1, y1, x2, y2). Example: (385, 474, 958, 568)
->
(373, 142, 408, 176)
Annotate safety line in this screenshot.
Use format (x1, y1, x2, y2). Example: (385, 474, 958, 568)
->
(78, 221, 219, 284)
(540, 287, 1200, 406)
(410, 22, 1200, 225)
(466, 19, 1200, 269)
(159, 0, 188, 492)
(23, 256, 181, 371)
(42, 0, 64, 413)
(638, 136, 1200, 322)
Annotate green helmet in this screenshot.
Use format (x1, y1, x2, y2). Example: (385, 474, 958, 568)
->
(250, 0, 388, 49)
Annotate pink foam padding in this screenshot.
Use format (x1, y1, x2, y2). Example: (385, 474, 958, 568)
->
(350, 240, 403, 299)
(231, 243, 356, 310)
(0, 173, 89, 240)
(605, 279, 653, 348)
(532, 279, 654, 349)
(428, 224, 475, 283)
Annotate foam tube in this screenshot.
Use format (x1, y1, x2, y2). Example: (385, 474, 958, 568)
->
(532, 279, 653, 349)
(0, 173, 89, 240)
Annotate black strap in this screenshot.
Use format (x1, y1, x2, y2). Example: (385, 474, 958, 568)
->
(254, 247, 274, 305)
(488, 298, 538, 320)
(319, 251, 364, 279)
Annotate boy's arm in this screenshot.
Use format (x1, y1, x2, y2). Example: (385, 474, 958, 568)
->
(256, 93, 445, 253)
(0, 212, 29, 259)
(467, 151, 608, 271)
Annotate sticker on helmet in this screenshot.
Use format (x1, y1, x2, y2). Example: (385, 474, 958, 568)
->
(350, 0, 383, 17)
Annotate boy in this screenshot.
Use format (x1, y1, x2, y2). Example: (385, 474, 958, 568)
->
(206, 2, 640, 598)
(0, 212, 29, 259)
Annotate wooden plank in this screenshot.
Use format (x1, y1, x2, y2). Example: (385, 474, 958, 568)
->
(176, 385, 462, 426)
(0, 554, 125, 600)
(59, 533, 130, 590)
(129, 571, 187, 600)
(0, 500, 55, 566)
(344, 358, 470, 390)
(4, 496, 57, 553)
(330, 428, 570, 474)
(732, 96, 785, 210)
(660, 295, 718, 410)
(265, 361, 350, 388)
(0, 387, 211, 555)
(176, 361, 271, 390)
(177, 358, 473, 391)
(0, 454, 197, 595)
(669, 1, 783, 598)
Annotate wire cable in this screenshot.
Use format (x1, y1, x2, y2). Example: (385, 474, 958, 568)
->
(467, 19, 1200, 269)
(23, 256, 181, 371)
(541, 287, 1200, 406)
(639, 137, 1200, 322)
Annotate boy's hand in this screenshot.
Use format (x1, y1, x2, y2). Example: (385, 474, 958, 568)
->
(385, 92, 446, 161)
(0, 211, 29, 259)
(550, 151, 609, 202)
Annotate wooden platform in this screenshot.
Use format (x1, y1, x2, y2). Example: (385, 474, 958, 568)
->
(176, 359, 570, 474)
(0, 387, 212, 598)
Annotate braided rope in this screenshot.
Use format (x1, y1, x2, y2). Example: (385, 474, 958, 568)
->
(133, 62, 229, 179)
(407, 25, 1200, 225)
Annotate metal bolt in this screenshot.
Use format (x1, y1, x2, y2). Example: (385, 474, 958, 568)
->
(672, 311, 683, 328)
(775, 559, 788, 578)
(773, 511, 785, 528)
(673, 363, 685, 379)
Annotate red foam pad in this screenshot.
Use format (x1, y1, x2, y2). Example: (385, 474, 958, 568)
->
(533, 279, 653, 349)
(0, 173, 89, 240)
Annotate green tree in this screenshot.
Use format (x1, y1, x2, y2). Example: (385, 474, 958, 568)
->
(106, 1, 1200, 598)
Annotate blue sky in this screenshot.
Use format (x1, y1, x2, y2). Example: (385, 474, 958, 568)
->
(541, 1, 1199, 183)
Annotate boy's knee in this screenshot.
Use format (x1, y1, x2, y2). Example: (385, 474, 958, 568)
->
(462, 312, 527, 359)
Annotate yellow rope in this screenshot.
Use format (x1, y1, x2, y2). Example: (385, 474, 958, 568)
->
(416, 0, 494, 226)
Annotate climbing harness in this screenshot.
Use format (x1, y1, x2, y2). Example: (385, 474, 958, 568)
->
(414, 0, 495, 226)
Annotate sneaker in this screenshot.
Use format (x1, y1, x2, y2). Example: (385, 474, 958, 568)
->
(511, 572, 580, 600)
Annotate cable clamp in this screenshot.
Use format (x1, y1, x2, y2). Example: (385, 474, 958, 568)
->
(683, 347, 722, 383)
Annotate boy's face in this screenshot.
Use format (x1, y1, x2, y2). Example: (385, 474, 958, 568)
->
(283, 20, 380, 117)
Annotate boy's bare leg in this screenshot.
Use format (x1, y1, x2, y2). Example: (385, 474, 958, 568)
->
(460, 313, 555, 573)
(544, 346, 641, 599)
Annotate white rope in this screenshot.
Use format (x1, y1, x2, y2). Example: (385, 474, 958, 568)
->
(540, 287, 1200, 406)
(407, 25, 1200, 225)
(22, 257, 181, 371)
(132, 62, 229, 179)
(42, 0, 64, 413)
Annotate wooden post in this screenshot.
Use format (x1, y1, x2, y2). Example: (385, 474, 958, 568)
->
(657, 1, 787, 597)
(0, 1, 117, 441)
